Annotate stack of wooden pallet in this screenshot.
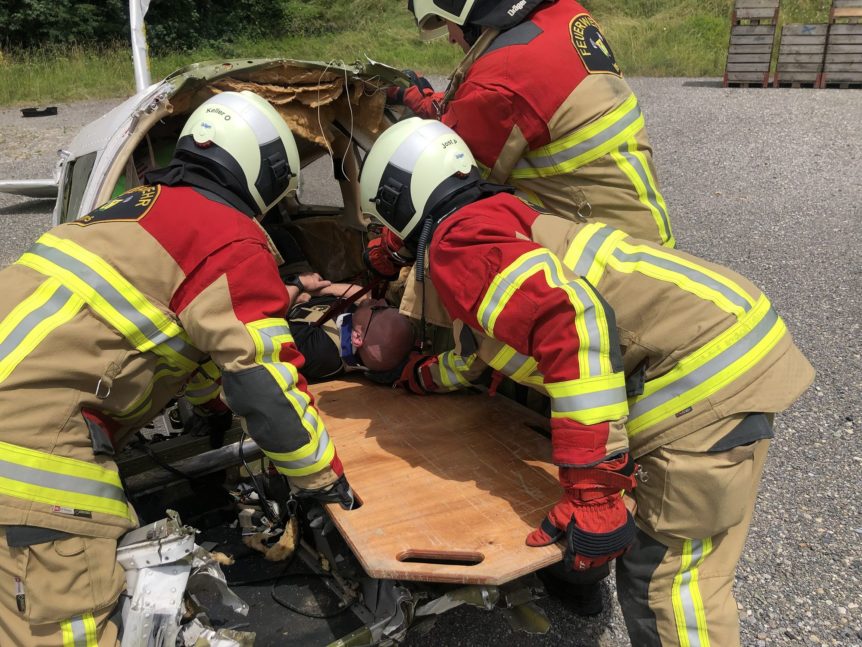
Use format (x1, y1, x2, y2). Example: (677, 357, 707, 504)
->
(774, 23, 828, 87)
(724, 0, 780, 87)
(822, 0, 862, 87)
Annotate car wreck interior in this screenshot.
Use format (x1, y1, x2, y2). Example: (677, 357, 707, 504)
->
(101, 61, 562, 645)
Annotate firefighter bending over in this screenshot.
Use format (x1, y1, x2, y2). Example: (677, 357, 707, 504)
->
(389, 0, 673, 246)
(0, 91, 352, 645)
(358, 118, 814, 647)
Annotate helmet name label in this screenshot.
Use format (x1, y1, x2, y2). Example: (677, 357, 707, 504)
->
(569, 13, 621, 77)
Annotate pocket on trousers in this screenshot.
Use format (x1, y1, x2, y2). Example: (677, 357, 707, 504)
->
(24, 535, 125, 624)
(635, 442, 758, 541)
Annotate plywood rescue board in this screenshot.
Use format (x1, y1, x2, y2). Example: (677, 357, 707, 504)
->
(308, 379, 564, 585)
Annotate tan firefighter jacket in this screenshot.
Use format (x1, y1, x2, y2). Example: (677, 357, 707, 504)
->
(414, 194, 814, 458)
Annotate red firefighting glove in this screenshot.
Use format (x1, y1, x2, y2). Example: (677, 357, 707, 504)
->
(386, 70, 441, 117)
(363, 230, 412, 280)
(526, 454, 637, 571)
(394, 352, 438, 394)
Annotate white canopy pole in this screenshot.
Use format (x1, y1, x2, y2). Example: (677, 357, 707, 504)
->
(129, 0, 153, 93)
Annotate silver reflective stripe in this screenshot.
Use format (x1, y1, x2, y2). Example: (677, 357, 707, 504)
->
(551, 387, 627, 414)
(0, 459, 126, 504)
(29, 243, 195, 361)
(629, 307, 779, 420)
(616, 144, 671, 242)
(214, 92, 281, 145)
(389, 121, 453, 172)
(574, 225, 617, 278)
(514, 104, 643, 172)
(498, 350, 533, 376)
(269, 430, 333, 471)
(679, 540, 705, 646)
(0, 285, 73, 361)
(69, 615, 89, 647)
(186, 381, 220, 400)
(255, 324, 322, 434)
(611, 247, 753, 313)
(480, 252, 603, 375)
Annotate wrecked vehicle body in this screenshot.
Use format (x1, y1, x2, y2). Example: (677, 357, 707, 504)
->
(45, 58, 564, 645)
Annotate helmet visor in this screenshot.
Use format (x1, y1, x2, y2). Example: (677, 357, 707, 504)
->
(409, 0, 472, 40)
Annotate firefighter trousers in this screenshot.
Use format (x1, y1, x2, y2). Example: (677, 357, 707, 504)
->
(616, 414, 772, 646)
(0, 528, 125, 646)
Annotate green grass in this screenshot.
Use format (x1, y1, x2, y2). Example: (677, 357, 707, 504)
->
(0, 1, 836, 106)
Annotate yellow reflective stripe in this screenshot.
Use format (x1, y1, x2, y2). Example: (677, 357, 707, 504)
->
(628, 296, 785, 435)
(486, 344, 546, 387)
(246, 320, 332, 477)
(0, 279, 84, 385)
(672, 539, 713, 647)
(116, 363, 186, 420)
(61, 613, 98, 647)
(17, 233, 197, 372)
(510, 94, 644, 179)
(546, 372, 629, 425)
(609, 241, 756, 317)
(437, 350, 474, 388)
(513, 184, 545, 207)
(0, 441, 130, 519)
(563, 223, 627, 286)
(609, 139, 674, 247)
(476, 249, 613, 377)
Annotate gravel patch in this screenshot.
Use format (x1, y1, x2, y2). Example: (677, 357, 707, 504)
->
(0, 77, 859, 646)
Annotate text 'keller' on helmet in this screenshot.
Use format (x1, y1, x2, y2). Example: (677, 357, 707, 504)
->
(175, 90, 301, 216)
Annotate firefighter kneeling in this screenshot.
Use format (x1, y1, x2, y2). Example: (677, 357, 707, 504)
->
(0, 91, 352, 646)
(359, 118, 814, 647)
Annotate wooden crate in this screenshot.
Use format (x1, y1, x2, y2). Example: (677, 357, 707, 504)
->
(774, 24, 827, 87)
(725, 24, 777, 87)
(821, 23, 862, 87)
(830, 0, 862, 24)
(312, 378, 564, 585)
(732, 0, 781, 25)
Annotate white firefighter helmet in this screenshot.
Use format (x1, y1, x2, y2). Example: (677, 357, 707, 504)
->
(407, 0, 477, 40)
(360, 117, 477, 242)
(176, 90, 300, 216)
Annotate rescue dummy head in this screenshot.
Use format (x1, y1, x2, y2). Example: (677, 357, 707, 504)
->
(407, 0, 550, 45)
(359, 118, 482, 255)
(351, 299, 417, 372)
(166, 90, 301, 218)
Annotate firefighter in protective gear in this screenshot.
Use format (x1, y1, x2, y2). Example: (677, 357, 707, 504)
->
(395, 0, 673, 247)
(0, 90, 351, 646)
(359, 119, 814, 647)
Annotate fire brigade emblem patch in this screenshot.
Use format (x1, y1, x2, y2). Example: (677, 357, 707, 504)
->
(569, 13, 621, 76)
(73, 184, 160, 226)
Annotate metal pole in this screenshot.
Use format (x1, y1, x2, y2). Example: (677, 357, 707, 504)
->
(129, 0, 153, 93)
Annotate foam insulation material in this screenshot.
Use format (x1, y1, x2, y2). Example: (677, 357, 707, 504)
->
(212, 70, 388, 150)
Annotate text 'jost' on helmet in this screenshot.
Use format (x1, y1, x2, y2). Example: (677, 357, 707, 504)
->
(176, 90, 301, 216)
(360, 117, 476, 243)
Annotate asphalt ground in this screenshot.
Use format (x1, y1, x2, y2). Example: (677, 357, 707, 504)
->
(1, 77, 860, 646)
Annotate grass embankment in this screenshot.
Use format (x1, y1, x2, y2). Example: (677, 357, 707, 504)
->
(0, 0, 833, 106)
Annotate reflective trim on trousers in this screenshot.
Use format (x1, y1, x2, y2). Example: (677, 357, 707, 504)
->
(0, 278, 83, 385)
(0, 441, 130, 520)
(61, 613, 98, 647)
(628, 298, 785, 435)
(17, 233, 198, 371)
(511, 94, 644, 179)
(672, 538, 713, 647)
(610, 139, 673, 247)
(265, 429, 335, 473)
(476, 248, 612, 378)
